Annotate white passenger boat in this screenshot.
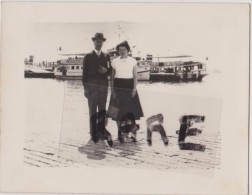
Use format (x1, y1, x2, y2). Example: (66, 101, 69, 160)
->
(54, 56, 151, 81)
(150, 56, 208, 81)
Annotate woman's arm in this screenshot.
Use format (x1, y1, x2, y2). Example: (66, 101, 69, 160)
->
(132, 64, 138, 97)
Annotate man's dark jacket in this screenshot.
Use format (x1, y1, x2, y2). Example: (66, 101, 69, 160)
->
(82, 50, 112, 89)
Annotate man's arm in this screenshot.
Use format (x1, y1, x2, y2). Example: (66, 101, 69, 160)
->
(110, 67, 115, 92)
(82, 55, 88, 89)
(97, 54, 111, 75)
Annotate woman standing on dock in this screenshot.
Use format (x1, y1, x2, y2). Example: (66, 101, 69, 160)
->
(107, 41, 144, 143)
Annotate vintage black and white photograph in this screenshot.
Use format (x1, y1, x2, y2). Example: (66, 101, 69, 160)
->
(1, 2, 249, 194)
(23, 20, 223, 172)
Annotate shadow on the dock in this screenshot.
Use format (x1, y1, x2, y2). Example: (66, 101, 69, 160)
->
(113, 139, 142, 158)
(78, 139, 143, 160)
(78, 139, 109, 160)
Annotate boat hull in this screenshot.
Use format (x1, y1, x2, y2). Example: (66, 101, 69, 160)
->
(150, 72, 207, 82)
(55, 68, 151, 81)
(137, 67, 150, 81)
(55, 75, 82, 80)
(25, 71, 55, 79)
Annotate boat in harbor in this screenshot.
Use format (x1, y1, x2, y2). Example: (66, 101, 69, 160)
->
(136, 60, 151, 80)
(54, 57, 84, 80)
(25, 51, 207, 82)
(54, 51, 151, 81)
(150, 56, 208, 81)
(25, 66, 55, 78)
(24, 56, 55, 78)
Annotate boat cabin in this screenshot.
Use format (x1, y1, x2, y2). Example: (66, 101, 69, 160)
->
(151, 61, 206, 73)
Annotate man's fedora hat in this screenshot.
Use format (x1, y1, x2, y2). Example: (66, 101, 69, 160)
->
(92, 33, 106, 41)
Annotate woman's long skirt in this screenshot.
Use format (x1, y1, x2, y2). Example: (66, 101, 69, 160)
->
(107, 78, 144, 121)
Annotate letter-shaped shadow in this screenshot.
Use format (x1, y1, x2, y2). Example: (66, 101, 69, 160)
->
(179, 142, 206, 152)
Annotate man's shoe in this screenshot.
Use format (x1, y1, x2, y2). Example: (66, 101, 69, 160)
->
(103, 129, 113, 147)
(91, 134, 99, 143)
(107, 140, 113, 147)
(92, 137, 99, 143)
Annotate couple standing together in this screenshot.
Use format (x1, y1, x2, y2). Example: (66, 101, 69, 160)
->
(82, 32, 144, 147)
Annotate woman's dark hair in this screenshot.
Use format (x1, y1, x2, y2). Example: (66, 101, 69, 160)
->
(116, 41, 131, 52)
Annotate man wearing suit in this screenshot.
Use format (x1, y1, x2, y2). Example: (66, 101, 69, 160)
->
(82, 33, 113, 146)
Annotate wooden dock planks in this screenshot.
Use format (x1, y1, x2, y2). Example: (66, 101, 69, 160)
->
(24, 81, 221, 174)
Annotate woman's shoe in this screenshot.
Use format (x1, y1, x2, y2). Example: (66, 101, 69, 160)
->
(118, 136, 125, 144)
(131, 136, 137, 142)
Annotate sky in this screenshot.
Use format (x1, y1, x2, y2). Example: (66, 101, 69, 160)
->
(26, 21, 216, 57)
(22, 3, 248, 72)
(25, 21, 218, 68)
